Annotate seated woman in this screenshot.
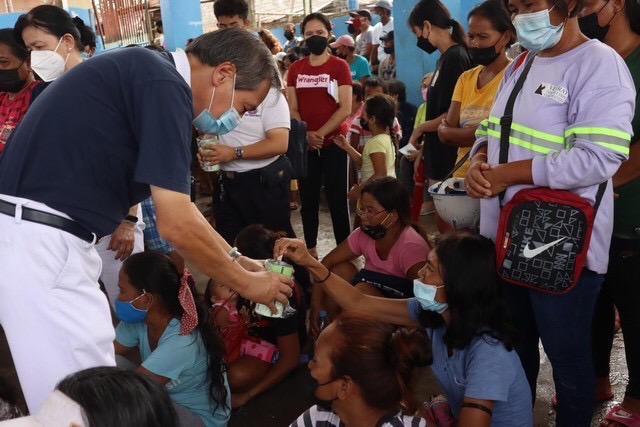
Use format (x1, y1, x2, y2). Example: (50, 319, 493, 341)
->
(276, 232, 533, 426)
(290, 312, 430, 427)
(310, 177, 430, 336)
(114, 252, 230, 427)
(224, 224, 307, 409)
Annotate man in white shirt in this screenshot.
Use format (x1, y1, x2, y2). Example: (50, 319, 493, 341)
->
(351, 9, 373, 59)
(369, 0, 393, 75)
(210, 0, 295, 244)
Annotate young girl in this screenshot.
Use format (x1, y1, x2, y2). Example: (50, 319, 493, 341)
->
(224, 224, 307, 409)
(276, 232, 533, 427)
(334, 94, 397, 202)
(205, 280, 279, 365)
(114, 252, 230, 427)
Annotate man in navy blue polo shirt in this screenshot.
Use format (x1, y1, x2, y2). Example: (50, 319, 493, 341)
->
(0, 28, 293, 412)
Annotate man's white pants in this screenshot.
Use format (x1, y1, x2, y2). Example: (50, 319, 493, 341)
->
(0, 195, 115, 413)
(96, 205, 145, 308)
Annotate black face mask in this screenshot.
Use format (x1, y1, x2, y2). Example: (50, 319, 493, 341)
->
(360, 117, 370, 132)
(284, 31, 294, 41)
(0, 66, 26, 93)
(383, 46, 394, 55)
(417, 35, 437, 54)
(347, 24, 356, 34)
(306, 35, 329, 55)
(578, 9, 613, 42)
(360, 213, 390, 240)
(469, 42, 499, 66)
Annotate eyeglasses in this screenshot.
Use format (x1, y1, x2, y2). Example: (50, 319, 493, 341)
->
(355, 207, 387, 218)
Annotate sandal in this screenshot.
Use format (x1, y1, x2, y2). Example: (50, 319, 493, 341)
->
(601, 404, 640, 427)
(551, 390, 614, 409)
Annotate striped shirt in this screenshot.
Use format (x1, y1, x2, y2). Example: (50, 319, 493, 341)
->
(289, 405, 426, 427)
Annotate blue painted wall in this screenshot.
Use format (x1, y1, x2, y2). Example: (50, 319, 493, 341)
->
(160, 0, 203, 51)
(0, 12, 21, 30)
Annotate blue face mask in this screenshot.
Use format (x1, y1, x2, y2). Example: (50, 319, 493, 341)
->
(192, 75, 241, 135)
(413, 279, 448, 314)
(512, 6, 565, 52)
(114, 291, 150, 323)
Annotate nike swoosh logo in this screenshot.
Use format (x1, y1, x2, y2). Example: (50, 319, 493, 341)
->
(522, 237, 568, 259)
(611, 409, 635, 420)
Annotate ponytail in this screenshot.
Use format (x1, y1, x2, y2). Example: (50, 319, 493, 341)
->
(449, 18, 467, 47)
(73, 16, 97, 50)
(390, 327, 432, 413)
(330, 313, 431, 413)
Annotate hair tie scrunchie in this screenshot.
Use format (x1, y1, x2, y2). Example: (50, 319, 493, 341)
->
(178, 268, 199, 335)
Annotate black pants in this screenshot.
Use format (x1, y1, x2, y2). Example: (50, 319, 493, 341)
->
(592, 237, 640, 400)
(213, 156, 295, 245)
(299, 144, 350, 249)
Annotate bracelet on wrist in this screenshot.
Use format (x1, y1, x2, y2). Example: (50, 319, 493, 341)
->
(315, 267, 332, 283)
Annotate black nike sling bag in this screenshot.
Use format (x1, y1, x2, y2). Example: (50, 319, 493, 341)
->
(494, 53, 606, 294)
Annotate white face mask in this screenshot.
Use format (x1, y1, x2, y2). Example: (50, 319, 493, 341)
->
(30, 37, 70, 82)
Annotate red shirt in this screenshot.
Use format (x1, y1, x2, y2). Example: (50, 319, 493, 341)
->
(287, 55, 352, 146)
(0, 81, 38, 153)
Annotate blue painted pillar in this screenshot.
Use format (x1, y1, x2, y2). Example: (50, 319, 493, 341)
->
(394, 0, 468, 106)
(160, 0, 203, 51)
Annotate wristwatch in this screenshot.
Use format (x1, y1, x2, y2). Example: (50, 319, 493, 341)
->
(229, 247, 242, 262)
(235, 146, 244, 159)
(124, 214, 138, 225)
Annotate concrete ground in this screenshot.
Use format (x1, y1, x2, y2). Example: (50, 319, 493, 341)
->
(0, 192, 629, 426)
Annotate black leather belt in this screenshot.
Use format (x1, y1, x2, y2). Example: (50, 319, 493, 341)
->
(222, 156, 284, 180)
(0, 199, 97, 243)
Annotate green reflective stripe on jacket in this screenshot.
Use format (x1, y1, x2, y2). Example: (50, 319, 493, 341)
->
(565, 127, 631, 155)
(475, 119, 489, 137)
(486, 116, 564, 154)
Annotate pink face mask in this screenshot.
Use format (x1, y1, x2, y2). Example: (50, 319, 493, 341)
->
(421, 87, 428, 102)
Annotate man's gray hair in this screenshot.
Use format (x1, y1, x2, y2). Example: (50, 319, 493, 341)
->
(186, 28, 280, 90)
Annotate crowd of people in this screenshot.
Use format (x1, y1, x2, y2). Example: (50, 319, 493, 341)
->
(0, 0, 637, 425)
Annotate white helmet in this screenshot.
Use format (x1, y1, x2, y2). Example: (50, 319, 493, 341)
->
(428, 178, 480, 229)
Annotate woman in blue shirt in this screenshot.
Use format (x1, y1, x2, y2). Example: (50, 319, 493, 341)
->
(276, 232, 533, 426)
(114, 252, 230, 427)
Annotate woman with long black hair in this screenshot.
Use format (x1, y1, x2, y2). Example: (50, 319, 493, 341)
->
(114, 252, 230, 426)
(407, 0, 473, 228)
